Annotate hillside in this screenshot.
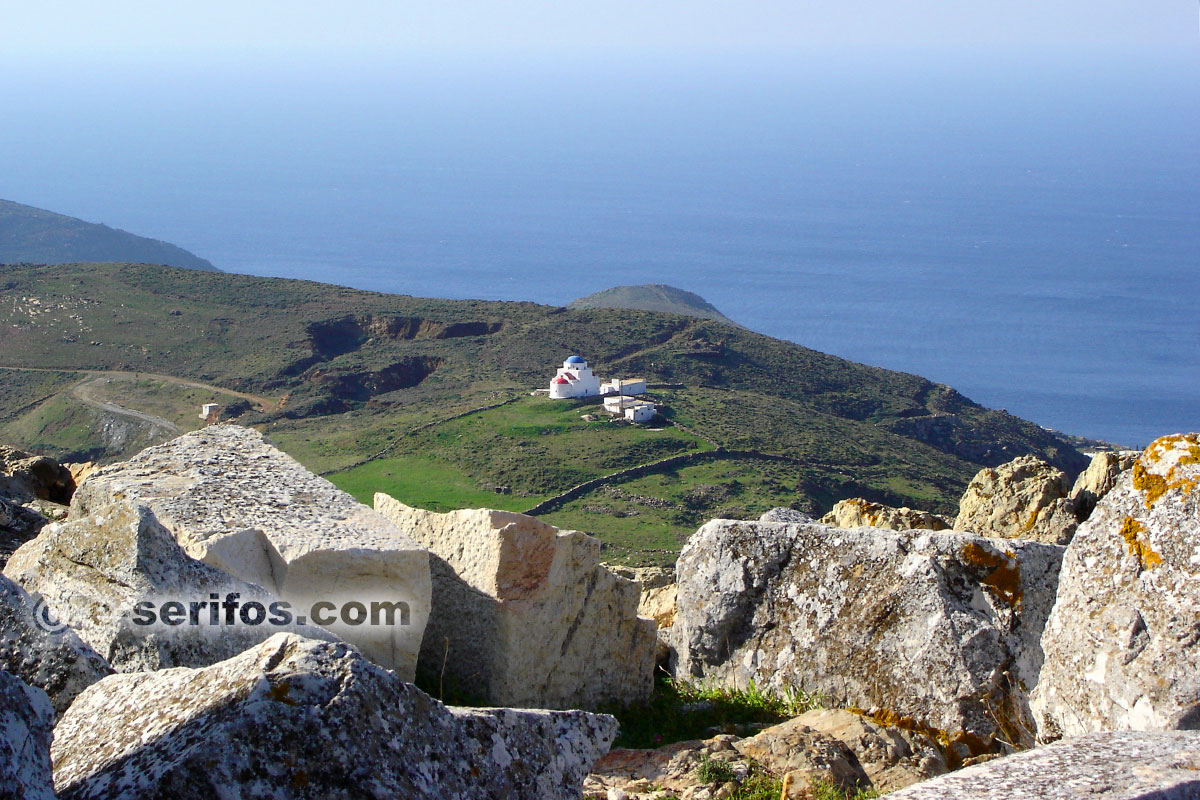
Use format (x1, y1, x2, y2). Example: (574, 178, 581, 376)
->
(569, 284, 737, 324)
(0, 262, 1086, 564)
(0, 199, 216, 271)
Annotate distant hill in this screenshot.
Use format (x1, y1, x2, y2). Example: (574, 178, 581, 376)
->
(0, 263, 1087, 564)
(0, 200, 216, 271)
(569, 284, 737, 324)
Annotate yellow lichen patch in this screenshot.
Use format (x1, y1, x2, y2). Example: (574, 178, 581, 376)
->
(1133, 462, 1170, 508)
(1024, 509, 1041, 531)
(848, 707, 988, 769)
(961, 541, 1023, 607)
(1120, 517, 1163, 571)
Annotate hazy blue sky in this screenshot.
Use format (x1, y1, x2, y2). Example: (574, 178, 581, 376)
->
(4, 1, 1196, 59)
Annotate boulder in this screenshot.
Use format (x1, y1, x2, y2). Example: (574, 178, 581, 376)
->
(955, 455, 1080, 545)
(5, 500, 332, 673)
(734, 720, 870, 795)
(71, 425, 430, 679)
(0, 498, 50, 568)
(375, 493, 655, 708)
(821, 498, 952, 531)
(884, 731, 1200, 800)
(670, 518, 1064, 755)
(52, 632, 617, 800)
(782, 709, 948, 793)
(0, 573, 110, 716)
(1070, 450, 1139, 520)
(1031, 433, 1200, 739)
(0, 671, 55, 800)
(0, 446, 74, 567)
(0, 445, 75, 506)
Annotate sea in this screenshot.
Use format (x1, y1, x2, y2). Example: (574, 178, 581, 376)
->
(1, 46, 1196, 448)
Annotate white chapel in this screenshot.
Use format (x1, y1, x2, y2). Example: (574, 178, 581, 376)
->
(549, 355, 602, 399)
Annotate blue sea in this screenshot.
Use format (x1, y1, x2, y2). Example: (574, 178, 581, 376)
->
(1, 47, 1196, 448)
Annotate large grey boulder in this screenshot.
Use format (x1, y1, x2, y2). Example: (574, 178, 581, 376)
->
(0, 671, 55, 800)
(1031, 434, 1200, 739)
(6, 500, 333, 673)
(821, 498, 951, 531)
(0, 573, 110, 716)
(884, 731, 1200, 799)
(71, 425, 431, 679)
(52, 633, 617, 800)
(374, 493, 655, 708)
(670, 518, 1063, 755)
(955, 455, 1081, 545)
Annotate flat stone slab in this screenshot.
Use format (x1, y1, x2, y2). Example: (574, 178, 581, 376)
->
(886, 731, 1200, 799)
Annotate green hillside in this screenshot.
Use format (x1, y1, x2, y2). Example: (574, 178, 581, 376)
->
(0, 200, 216, 271)
(0, 262, 1086, 565)
(569, 284, 737, 324)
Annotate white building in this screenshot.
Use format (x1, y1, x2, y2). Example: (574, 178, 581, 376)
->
(625, 401, 657, 423)
(548, 355, 602, 399)
(602, 395, 657, 423)
(601, 377, 647, 396)
(199, 403, 220, 422)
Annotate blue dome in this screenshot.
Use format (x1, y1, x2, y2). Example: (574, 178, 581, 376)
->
(565, 355, 586, 364)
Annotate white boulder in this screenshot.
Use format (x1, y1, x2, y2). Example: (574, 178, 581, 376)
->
(375, 493, 656, 708)
(71, 425, 431, 678)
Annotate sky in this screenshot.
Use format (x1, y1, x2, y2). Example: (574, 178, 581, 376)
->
(2, 1, 1196, 60)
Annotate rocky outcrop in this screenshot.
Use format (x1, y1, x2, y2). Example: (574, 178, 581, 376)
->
(670, 518, 1064, 755)
(734, 720, 871, 795)
(821, 498, 952, 531)
(585, 735, 758, 800)
(0, 446, 74, 567)
(71, 425, 430, 679)
(781, 709, 948, 793)
(0, 573, 110, 716)
(884, 731, 1200, 799)
(6, 500, 331, 673)
(375, 493, 655, 708)
(1070, 450, 1139, 519)
(52, 633, 616, 800)
(1031, 434, 1200, 739)
(955, 455, 1081, 545)
(0, 671, 55, 800)
(0, 446, 75, 506)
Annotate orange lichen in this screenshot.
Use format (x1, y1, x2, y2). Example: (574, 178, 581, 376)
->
(849, 707, 989, 769)
(961, 541, 1023, 607)
(1120, 517, 1163, 571)
(1133, 434, 1200, 508)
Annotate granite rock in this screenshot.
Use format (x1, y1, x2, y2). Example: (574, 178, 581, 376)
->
(955, 455, 1081, 545)
(0, 670, 55, 800)
(1031, 434, 1200, 739)
(821, 498, 952, 532)
(5, 500, 331, 673)
(884, 731, 1200, 799)
(375, 493, 655, 708)
(53, 632, 616, 800)
(0, 573, 110, 716)
(71, 425, 431, 678)
(670, 518, 1063, 754)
